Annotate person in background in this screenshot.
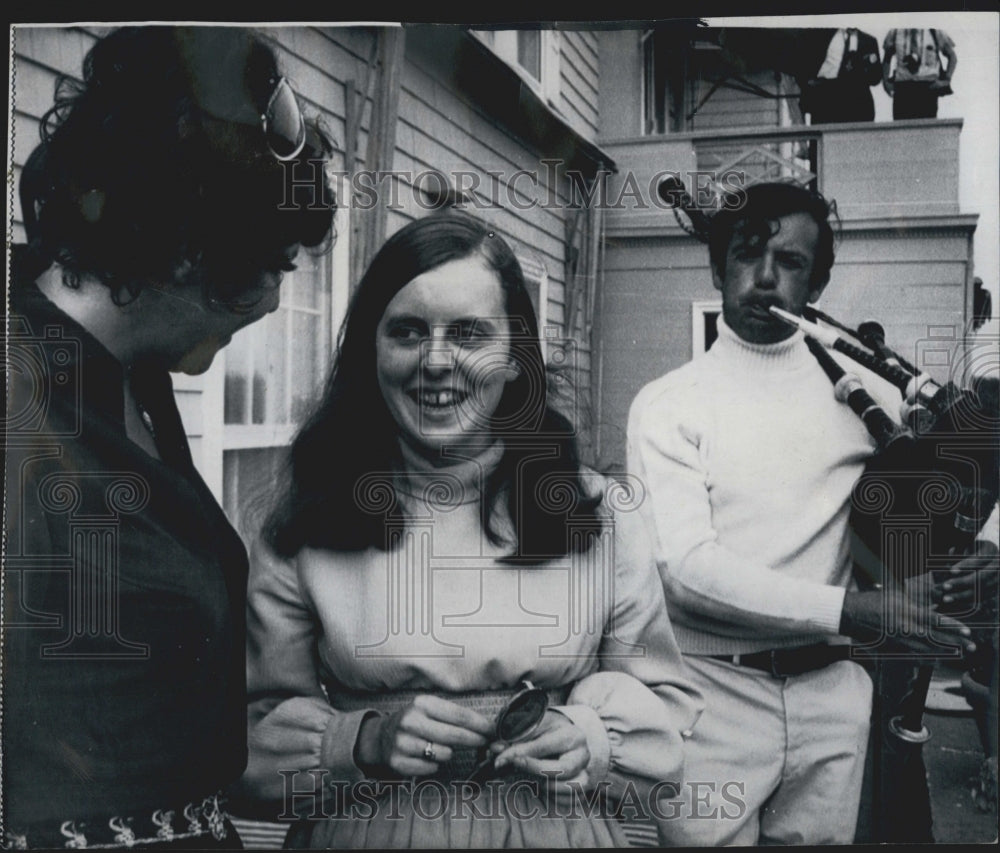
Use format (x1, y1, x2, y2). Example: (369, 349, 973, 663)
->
(800, 27, 882, 124)
(973, 277, 993, 332)
(4, 26, 336, 850)
(883, 28, 958, 119)
(238, 212, 702, 848)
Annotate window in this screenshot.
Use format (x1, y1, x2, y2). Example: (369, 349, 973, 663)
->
(221, 249, 333, 540)
(691, 300, 722, 356)
(223, 250, 332, 435)
(642, 28, 692, 135)
(518, 251, 581, 429)
(190, 201, 351, 545)
(472, 28, 561, 104)
(516, 252, 550, 357)
(517, 31, 542, 81)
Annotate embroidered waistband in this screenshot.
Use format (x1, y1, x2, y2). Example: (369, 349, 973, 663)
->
(3, 792, 229, 850)
(324, 683, 569, 717)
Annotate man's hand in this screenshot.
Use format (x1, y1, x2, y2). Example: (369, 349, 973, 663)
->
(841, 581, 976, 658)
(882, 52, 895, 96)
(934, 540, 999, 614)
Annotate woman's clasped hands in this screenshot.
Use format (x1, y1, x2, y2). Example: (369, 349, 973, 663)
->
(355, 694, 590, 784)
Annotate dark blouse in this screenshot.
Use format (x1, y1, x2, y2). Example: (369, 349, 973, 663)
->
(2, 249, 248, 836)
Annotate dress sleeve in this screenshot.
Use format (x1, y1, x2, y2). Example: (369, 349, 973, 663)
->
(625, 388, 846, 636)
(550, 491, 704, 800)
(239, 542, 373, 806)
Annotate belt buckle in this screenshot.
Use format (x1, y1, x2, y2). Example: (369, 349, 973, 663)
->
(769, 649, 786, 678)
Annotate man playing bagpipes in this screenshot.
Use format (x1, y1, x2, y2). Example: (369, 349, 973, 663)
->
(627, 180, 998, 845)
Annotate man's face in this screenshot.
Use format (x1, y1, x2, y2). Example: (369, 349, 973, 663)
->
(713, 212, 828, 345)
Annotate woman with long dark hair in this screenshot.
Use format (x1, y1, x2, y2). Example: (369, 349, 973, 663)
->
(4, 26, 336, 850)
(241, 212, 701, 847)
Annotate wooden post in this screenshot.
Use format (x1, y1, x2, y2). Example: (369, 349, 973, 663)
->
(351, 27, 406, 287)
(345, 30, 406, 291)
(369, 28, 405, 264)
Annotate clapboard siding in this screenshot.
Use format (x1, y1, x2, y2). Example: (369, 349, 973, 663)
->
(11, 113, 41, 200)
(12, 57, 66, 121)
(559, 30, 599, 140)
(690, 71, 782, 131)
(13, 26, 96, 79)
(396, 71, 571, 237)
(564, 30, 598, 79)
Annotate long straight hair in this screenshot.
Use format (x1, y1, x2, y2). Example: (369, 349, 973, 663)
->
(264, 211, 602, 562)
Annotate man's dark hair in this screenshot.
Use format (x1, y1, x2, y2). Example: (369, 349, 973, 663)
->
(708, 182, 838, 286)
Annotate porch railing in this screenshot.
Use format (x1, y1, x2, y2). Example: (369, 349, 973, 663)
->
(600, 118, 963, 234)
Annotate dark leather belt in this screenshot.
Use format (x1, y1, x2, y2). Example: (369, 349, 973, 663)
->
(709, 643, 853, 678)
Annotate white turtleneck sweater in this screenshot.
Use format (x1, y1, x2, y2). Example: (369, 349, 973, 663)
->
(626, 318, 900, 656)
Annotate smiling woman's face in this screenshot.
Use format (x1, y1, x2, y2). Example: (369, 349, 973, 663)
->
(375, 254, 518, 463)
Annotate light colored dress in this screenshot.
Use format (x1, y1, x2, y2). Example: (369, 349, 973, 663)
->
(242, 443, 702, 848)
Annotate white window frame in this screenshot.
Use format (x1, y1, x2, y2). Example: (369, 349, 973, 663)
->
(640, 29, 655, 136)
(472, 29, 561, 106)
(515, 251, 552, 360)
(691, 299, 722, 357)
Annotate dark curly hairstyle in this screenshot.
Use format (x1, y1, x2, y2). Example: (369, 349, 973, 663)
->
(708, 181, 838, 288)
(264, 211, 604, 563)
(19, 26, 337, 306)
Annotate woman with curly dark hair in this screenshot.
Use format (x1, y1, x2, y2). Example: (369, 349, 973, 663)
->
(240, 212, 702, 848)
(4, 26, 336, 849)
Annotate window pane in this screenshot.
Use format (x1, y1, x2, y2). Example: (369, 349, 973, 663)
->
(290, 311, 320, 423)
(225, 251, 330, 429)
(223, 447, 288, 544)
(517, 31, 541, 80)
(224, 323, 253, 425)
(289, 253, 322, 309)
(253, 309, 289, 425)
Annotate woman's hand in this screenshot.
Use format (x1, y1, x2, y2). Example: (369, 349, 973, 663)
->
(491, 710, 590, 782)
(355, 695, 493, 778)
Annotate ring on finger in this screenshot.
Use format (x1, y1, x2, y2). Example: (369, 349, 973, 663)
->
(423, 741, 437, 761)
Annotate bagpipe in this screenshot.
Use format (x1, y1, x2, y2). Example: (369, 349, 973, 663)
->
(769, 306, 999, 842)
(659, 175, 1000, 841)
